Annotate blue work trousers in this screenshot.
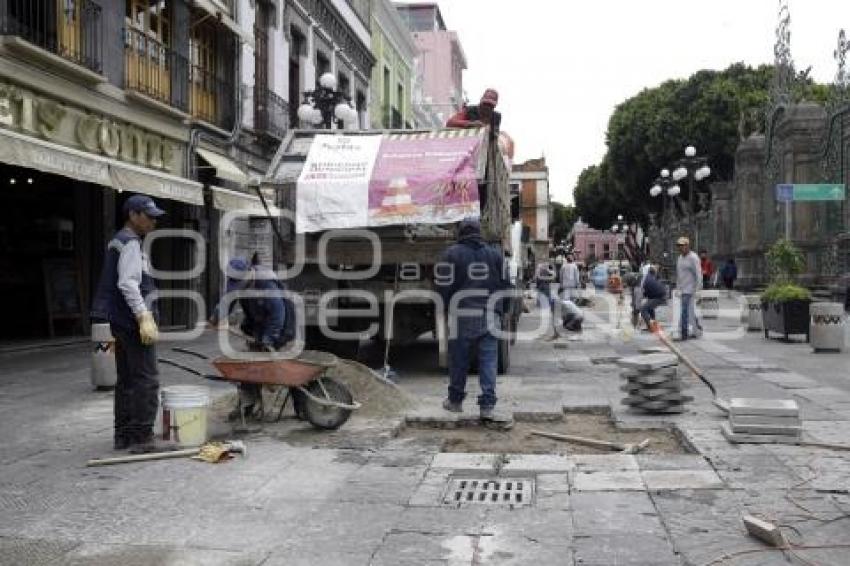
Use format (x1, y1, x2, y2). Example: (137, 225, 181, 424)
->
(448, 318, 498, 409)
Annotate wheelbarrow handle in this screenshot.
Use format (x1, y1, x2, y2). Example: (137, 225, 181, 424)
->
(159, 358, 223, 382)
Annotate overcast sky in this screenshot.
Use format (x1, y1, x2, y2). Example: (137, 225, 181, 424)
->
(406, 0, 850, 205)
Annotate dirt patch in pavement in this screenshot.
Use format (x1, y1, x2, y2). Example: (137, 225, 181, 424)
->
(400, 413, 688, 455)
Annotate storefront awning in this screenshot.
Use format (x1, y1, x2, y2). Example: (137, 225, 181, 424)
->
(196, 148, 250, 185)
(0, 127, 204, 206)
(211, 186, 279, 215)
(192, 0, 252, 44)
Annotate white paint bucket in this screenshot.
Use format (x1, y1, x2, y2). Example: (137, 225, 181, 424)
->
(161, 386, 210, 447)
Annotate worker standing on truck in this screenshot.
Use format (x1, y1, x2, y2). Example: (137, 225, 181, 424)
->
(436, 218, 510, 422)
(446, 88, 501, 131)
(91, 195, 164, 453)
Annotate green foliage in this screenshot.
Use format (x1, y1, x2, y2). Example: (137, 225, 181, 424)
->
(765, 239, 806, 283)
(550, 201, 578, 243)
(572, 63, 829, 228)
(760, 283, 811, 303)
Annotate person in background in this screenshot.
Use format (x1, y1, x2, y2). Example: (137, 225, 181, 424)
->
(640, 266, 667, 329)
(676, 237, 703, 340)
(560, 253, 581, 301)
(91, 195, 164, 453)
(535, 261, 556, 311)
(700, 250, 715, 289)
(446, 89, 501, 131)
(720, 258, 738, 291)
(436, 218, 510, 422)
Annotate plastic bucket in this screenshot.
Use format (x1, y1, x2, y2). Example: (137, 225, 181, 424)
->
(161, 385, 210, 447)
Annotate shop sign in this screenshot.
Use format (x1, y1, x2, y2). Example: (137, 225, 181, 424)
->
(0, 79, 178, 174)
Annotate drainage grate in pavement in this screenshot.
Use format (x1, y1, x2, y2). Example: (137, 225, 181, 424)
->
(442, 477, 534, 507)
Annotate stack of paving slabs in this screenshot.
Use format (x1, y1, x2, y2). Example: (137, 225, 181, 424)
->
(721, 398, 802, 444)
(617, 353, 692, 414)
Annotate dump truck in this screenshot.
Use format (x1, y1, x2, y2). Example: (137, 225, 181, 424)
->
(261, 126, 519, 372)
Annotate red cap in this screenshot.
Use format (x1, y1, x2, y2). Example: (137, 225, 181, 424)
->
(480, 88, 499, 107)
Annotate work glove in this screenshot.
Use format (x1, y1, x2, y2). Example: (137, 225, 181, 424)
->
(137, 311, 159, 346)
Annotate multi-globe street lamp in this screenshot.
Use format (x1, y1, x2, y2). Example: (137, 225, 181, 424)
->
(649, 168, 680, 267)
(671, 145, 712, 244)
(296, 73, 359, 130)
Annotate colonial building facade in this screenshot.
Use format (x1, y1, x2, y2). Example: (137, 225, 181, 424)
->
(510, 157, 550, 267)
(0, 0, 375, 341)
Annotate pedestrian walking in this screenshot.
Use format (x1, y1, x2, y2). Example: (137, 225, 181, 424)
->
(700, 250, 715, 289)
(534, 261, 556, 310)
(559, 253, 581, 301)
(639, 266, 667, 329)
(720, 258, 738, 291)
(675, 237, 703, 340)
(91, 195, 165, 453)
(436, 218, 510, 421)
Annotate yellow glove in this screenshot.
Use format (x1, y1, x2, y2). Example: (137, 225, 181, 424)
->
(137, 311, 159, 346)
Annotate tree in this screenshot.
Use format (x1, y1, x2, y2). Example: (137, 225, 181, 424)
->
(549, 201, 578, 244)
(574, 63, 829, 229)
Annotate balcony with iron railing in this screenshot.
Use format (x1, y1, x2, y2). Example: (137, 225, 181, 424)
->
(190, 64, 235, 130)
(123, 27, 189, 113)
(0, 0, 103, 75)
(254, 86, 289, 140)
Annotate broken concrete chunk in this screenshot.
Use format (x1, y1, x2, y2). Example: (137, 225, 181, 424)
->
(617, 353, 679, 371)
(728, 398, 800, 417)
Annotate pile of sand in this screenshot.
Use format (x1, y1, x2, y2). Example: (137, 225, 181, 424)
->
(326, 359, 418, 418)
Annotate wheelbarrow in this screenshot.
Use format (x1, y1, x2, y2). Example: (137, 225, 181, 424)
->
(161, 348, 360, 431)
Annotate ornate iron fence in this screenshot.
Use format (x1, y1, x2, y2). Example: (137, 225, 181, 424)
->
(254, 86, 289, 140)
(123, 27, 189, 112)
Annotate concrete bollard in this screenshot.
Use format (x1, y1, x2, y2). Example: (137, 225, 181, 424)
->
(91, 323, 117, 390)
(698, 290, 720, 319)
(744, 295, 763, 331)
(810, 302, 845, 353)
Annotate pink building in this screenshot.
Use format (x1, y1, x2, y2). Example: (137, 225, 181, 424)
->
(569, 218, 625, 265)
(395, 3, 467, 125)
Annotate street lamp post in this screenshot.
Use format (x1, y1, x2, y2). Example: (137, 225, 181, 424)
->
(296, 73, 359, 130)
(649, 168, 680, 271)
(670, 145, 711, 247)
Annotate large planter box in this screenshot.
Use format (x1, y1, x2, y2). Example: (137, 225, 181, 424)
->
(761, 299, 811, 342)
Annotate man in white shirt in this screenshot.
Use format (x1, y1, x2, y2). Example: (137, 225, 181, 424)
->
(675, 236, 703, 340)
(560, 253, 581, 301)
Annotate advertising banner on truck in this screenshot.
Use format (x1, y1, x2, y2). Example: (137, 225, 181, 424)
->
(296, 131, 485, 233)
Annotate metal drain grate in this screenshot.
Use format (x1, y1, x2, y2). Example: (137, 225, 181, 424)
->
(442, 477, 534, 507)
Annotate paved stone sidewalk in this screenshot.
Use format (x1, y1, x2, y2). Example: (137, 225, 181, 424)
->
(1, 297, 849, 565)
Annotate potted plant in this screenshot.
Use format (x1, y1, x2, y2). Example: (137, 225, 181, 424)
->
(761, 239, 811, 341)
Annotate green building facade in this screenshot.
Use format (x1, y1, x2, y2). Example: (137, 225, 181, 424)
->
(370, 0, 416, 129)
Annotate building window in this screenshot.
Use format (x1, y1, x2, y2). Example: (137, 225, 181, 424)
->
(316, 51, 330, 85)
(589, 243, 596, 258)
(190, 18, 217, 123)
(617, 243, 625, 259)
(356, 90, 366, 129)
(603, 243, 610, 260)
(125, 0, 177, 107)
(397, 83, 404, 127)
(382, 66, 391, 128)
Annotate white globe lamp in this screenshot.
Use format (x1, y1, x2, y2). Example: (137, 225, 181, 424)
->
(319, 73, 337, 90)
(685, 145, 696, 158)
(297, 103, 314, 123)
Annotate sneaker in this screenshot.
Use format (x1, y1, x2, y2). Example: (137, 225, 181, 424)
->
(442, 398, 462, 413)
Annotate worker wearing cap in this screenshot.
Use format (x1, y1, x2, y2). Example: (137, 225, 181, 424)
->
(675, 236, 703, 340)
(214, 257, 290, 420)
(91, 195, 164, 452)
(446, 88, 502, 131)
(436, 218, 510, 421)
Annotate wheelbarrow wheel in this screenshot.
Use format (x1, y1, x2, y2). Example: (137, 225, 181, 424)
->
(302, 377, 353, 430)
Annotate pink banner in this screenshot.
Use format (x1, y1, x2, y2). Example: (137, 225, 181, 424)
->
(367, 133, 483, 226)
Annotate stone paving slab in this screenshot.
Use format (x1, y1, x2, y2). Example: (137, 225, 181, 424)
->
(571, 470, 645, 491)
(641, 469, 725, 490)
(572, 533, 681, 566)
(500, 454, 573, 473)
(429, 453, 498, 471)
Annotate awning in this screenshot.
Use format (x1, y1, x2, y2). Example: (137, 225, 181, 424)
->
(211, 186, 279, 215)
(192, 0, 252, 45)
(0, 127, 204, 206)
(196, 147, 250, 185)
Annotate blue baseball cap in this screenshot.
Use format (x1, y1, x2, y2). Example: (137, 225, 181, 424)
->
(123, 194, 166, 217)
(225, 258, 251, 293)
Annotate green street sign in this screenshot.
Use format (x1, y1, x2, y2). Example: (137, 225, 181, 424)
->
(789, 184, 846, 201)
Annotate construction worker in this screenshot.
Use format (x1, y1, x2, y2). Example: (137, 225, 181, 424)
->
(215, 257, 294, 420)
(436, 218, 510, 421)
(91, 195, 164, 453)
(446, 88, 501, 131)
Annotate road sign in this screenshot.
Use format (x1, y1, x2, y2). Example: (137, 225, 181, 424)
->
(775, 184, 846, 202)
